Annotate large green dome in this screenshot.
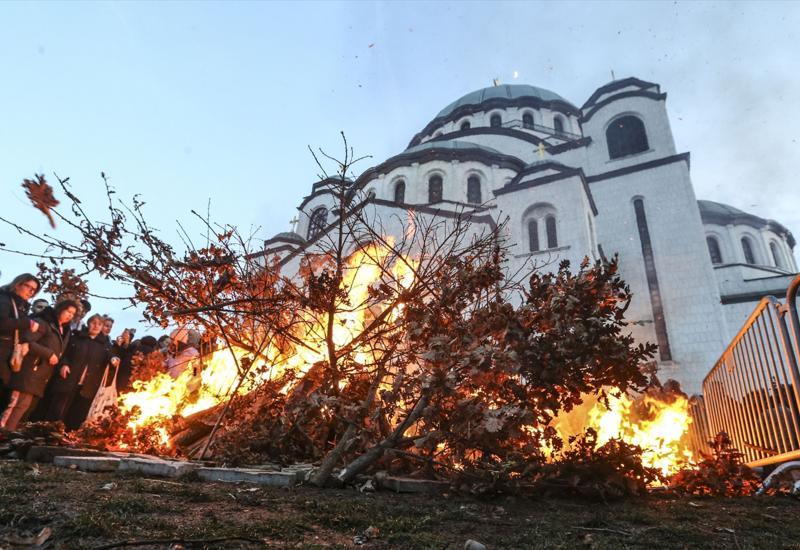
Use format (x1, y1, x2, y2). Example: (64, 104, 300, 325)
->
(437, 84, 573, 118)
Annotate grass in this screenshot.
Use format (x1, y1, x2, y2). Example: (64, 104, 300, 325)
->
(1, 460, 799, 549)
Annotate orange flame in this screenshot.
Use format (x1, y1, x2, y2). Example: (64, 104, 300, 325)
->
(113, 242, 416, 450)
(587, 393, 694, 477)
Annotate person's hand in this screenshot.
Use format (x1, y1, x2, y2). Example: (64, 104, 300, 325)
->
(48, 354, 59, 366)
(30, 320, 39, 333)
(60, 365, 70, 378)
(110, 357, 120, 367)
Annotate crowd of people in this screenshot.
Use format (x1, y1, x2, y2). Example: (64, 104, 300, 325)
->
(0, 272, 206, 432)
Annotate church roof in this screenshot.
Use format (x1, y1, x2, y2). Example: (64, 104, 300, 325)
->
(404, 140, 503, 155)
(437, 84, 573, 118)
(356, 140, 526, 186)
(697, 200, 750, 219)
(265, 231, 305, 246)
(698, 200, 795, 247)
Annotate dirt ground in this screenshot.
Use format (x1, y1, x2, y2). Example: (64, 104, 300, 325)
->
(1, 460, 798, 550)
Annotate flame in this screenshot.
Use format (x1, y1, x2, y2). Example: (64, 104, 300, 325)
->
(107, 238, 694, 482)
(586, 392, 694, 478)
(112, 242, 416, 450)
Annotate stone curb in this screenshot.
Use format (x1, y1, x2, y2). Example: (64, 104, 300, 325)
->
(118, 457, 197, 478)
(53, 455, 121, 472)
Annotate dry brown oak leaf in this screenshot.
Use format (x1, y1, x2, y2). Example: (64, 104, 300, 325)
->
(22, 174, 60, 228)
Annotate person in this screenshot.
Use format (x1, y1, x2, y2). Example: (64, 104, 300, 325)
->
(42, 314, 119, 429)
(0, 274, 40, 410)
(112, 328, 135, 393)
(137, 335, 158, 356)
(0, 300, 78, 430)
(102, 316, 114, 337)
(165, 327, 199, 379)
(157, 334, 171, 354)
(68, 299, 91, 332)
(31, 299, 49, 316)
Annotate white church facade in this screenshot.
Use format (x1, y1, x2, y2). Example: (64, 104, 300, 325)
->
(266, 77, 797, 394)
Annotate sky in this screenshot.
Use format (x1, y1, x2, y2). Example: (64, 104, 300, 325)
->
(1, 0, 798, 334)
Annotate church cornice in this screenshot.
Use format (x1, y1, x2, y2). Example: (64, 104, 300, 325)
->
(582, 77, 661, 110)
(585, 152, 690, 183)
(493, 165, 599, 215)
(277, 197, 499, 266)
(355, 144, 527, 188)
(580, 90, 667, 123)
(298, 188, 337, 210)
(701, 213, 795, 248)
(409, 96, 582, 147)
(720, 289, 788, 305)
(298, 176, 355, 210)
(415, 126, 547, 148)
(546, 136, 592, 154)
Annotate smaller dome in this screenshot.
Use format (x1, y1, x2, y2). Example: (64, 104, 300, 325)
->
(269, 231, 305, 244)
(697, 200, 751, 219)
(698, 200, 795, 247)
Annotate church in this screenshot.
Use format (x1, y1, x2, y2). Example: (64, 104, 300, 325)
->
(265, 77, 798, 394)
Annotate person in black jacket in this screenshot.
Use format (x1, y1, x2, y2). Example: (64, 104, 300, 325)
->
(0, 274, 41, 410)
(112, 328, 136, 393)
(42, 313, 119, 429)
(0, 300, 77, 430)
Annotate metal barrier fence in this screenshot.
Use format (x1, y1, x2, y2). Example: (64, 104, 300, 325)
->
(701, 274, 800, 467)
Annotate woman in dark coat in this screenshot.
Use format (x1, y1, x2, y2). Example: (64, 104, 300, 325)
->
(0, 274, 41, 409)
(0, 300, 77, 430)
(43, 314, 119, 430)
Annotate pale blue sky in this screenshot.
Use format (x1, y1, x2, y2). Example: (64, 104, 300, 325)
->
(1, 1, 799, 333)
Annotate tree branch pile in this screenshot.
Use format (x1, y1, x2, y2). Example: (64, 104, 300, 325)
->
(2, 137, 667, 496)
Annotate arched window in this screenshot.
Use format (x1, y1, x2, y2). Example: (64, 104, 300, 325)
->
(307, 207, 328, 240)
(428, 175, 443, 203)
(545, 215, 558, 248)
(528, 220, 540, 252)
(522, 112, 534, 129)
(490, 114, 502, 128)
(523, 204, 557, 254)
(467, 176, 481, 204)
(741, 237, 756, 265)
(553, 116, 565, 135)
(460, 120, 471, 131)
(706, 236, 723, 265)
(393, 180, 405, 204)
(770, 241, 784, 268)
(606, 115, 649, 159)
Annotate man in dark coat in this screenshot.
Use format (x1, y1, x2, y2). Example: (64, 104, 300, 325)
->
(0, 300, 77, 430)
(42, 313, 119, 429)
(0, 274, 41, 410)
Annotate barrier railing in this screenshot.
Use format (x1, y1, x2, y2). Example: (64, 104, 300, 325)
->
(701, 274, 800, 467)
